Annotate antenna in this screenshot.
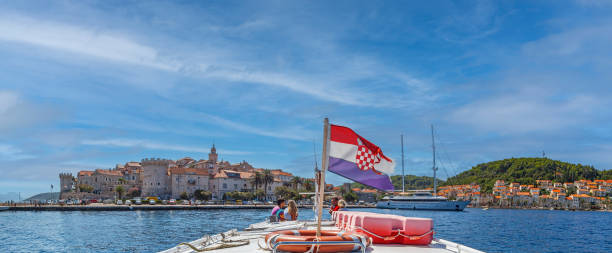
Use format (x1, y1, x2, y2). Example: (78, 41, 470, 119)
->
(313, 140, 319, 171)
(431, 125, 438, 196)
(401, 134, 405, 193)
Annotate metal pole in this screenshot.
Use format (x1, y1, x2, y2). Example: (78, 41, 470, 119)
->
(316, 118, 330, 237)
(401, 134, 405, 193)
(431, 125, 437, 196)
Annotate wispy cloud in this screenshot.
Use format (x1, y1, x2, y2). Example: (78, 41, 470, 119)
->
(0, 14, 178, 71)
(81, 138, 252, 156)
(0, 144, 35, 160)
(198, 113, 315, 141)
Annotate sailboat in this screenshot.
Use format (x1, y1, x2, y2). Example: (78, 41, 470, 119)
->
(376, 125, 470, 211)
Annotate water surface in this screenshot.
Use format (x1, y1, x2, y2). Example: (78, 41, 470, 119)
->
(1, 208, 610, 252)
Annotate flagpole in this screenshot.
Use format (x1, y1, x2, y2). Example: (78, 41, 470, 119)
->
(316, 118, 330, 237)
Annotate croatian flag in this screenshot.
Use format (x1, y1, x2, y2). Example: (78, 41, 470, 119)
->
(328, 124, 395, 191)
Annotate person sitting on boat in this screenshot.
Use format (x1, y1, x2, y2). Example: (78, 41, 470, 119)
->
(337, 199, 347, 211)
(329, 197, 340, 214)
(283, 200, 298, 221)
(270, 198, 286, 222)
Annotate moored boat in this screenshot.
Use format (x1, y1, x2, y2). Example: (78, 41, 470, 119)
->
(377, 125, 470, 211)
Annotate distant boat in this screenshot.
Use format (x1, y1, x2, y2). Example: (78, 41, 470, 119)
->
(0, 206, 9, 211)
(482, 207, 489, 210)
(376, 125, 470, 211)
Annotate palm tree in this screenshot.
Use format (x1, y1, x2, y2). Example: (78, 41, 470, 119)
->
(290, 176, 302, 191)
(262, 169, 275, 200)
(115, 186, 125, 199)
(303, 180, 314, 192)
(250, 172, 263, 192)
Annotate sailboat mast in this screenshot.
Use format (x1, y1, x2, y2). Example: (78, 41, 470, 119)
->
(401, 134, 405, 193)
(431, 125, 437, 196)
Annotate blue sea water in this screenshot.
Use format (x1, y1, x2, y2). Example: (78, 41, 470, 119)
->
(1, 208, 610, 252)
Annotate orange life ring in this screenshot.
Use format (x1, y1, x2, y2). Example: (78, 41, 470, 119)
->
(265, 230, 371, 252)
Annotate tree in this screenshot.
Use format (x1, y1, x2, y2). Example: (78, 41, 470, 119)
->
(343, 191, 358, 203)
(255, 189, 266, 200)
(194, 189, 212, 200)
(127, 188, 141, 198)
(274, 186, 299, 200)
(250, 172, 263, 191)
(180, 191, 189, 200)
(262, 169, 275, 200)
(78, 184, 94, 193)
(115, 186, 125, 199)
(290, 176, 302, 191)
(303, 180, 314, 192)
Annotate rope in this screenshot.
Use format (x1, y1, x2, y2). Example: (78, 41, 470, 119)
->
(177, 240, 249, 252)
(350, 226, 434, 241)
(175, 231, 250, 252)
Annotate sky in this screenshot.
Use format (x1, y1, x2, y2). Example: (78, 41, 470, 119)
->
(2, 0, 612, 197)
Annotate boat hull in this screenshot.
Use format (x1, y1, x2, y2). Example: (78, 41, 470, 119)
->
(376, 200, 470, 211)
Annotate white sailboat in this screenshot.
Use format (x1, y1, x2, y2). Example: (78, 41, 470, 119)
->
(376, 125, 470, 211)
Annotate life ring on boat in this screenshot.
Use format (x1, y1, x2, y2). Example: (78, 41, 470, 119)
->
(265, 230, 371, 253)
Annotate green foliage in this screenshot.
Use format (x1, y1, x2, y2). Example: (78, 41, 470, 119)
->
(223, 191, 255, 200)
(180, 191, 189, 200)
(193, 189, 212, 200)
(114, 186, 125, 198)
(343, 191, 358, 203)
(78, 184, 94, 193)
(274, 186, 300, 200)
(255, 189, 266, 199)
(127, 188, 141, 198)
(443, 157, 611, 193)
(303, 181, 314, 191)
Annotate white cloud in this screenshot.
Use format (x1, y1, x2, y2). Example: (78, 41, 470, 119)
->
(0, 13, 433, 108)
(199, 113, 315, 141)
(449, 95, 601, 134)
(0, 144, 35, 160)
(0, 14, 178, 71)
(81, 138, 252, 155)
(0, 91, 18, 114)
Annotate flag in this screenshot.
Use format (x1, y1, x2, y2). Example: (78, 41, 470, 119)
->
(327, 124, 395, 191)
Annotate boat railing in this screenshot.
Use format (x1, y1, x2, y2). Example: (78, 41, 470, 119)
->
(271, 240, 367, 253)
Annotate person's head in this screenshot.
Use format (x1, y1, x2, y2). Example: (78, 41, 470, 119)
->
(338, 199, 347, 208)
(332, 197, 339, 205)
(277, 198, 286, 208)
(287, 200, 298, 213)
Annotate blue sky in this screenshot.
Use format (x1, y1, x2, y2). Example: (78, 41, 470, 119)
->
(2, 0, 612, 197)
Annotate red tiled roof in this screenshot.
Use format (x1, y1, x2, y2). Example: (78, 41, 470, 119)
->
(95, 169, 123, 176)
(78, 171, 94, 177)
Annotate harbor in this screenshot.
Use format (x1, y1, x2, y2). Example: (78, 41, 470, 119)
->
(2, 207, 610, 253)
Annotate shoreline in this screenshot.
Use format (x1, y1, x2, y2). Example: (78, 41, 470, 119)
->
(1, 204, 374, 211)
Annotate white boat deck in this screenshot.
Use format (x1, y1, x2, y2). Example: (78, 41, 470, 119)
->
(160, 220, 484, 253)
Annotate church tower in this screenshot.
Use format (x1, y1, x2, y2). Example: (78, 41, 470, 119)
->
(208, 144, 218, 163)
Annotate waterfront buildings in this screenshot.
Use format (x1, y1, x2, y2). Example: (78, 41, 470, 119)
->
(58, 145, 299, 201)
(441, 179, 612, 209)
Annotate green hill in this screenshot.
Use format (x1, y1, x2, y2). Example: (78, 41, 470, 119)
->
(443, 157, 612, 193)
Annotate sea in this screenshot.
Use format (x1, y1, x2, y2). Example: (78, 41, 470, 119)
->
(1, 208, 610, 253)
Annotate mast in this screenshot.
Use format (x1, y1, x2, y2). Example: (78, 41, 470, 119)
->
(316, 118, 330, 237)
(431, 125, 437, 196)
(401, 134, 405, 193)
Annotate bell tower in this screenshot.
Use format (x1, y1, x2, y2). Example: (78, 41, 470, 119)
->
(208, 144, 218, 163)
